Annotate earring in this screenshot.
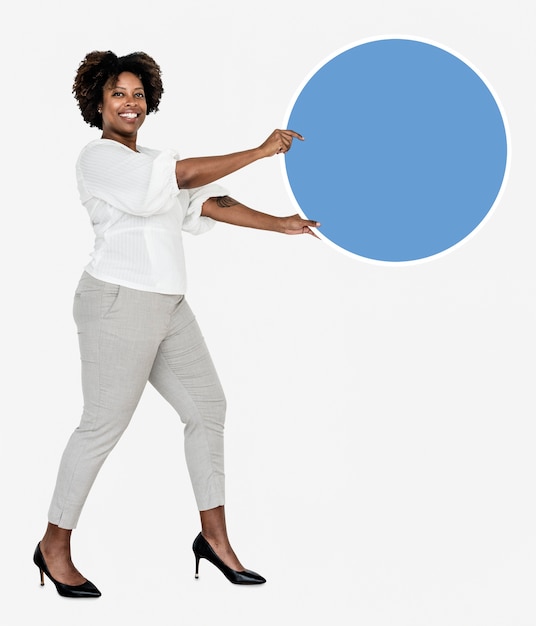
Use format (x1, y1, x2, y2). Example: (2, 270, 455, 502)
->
(98, 107, 102, 114)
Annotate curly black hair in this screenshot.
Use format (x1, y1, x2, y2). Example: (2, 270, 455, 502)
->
(73, 50, 164, 129)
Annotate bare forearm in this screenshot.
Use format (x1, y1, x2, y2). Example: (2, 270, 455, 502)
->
(201, 196, 284, 232)
(176, 149, 264, 189)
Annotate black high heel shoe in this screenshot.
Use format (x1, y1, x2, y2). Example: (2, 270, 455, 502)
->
(33, 543, 101, 598)
(192, 533, 266, 585)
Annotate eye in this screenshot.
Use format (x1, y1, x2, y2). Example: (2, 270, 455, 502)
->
(135, 93, 145, 98)
(112, 92, 124, 97)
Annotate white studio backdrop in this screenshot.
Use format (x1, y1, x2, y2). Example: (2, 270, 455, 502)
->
(1, 1, 535, 625)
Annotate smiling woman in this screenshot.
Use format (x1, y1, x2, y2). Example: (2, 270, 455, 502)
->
(99, 73, 147, 145)
(34, 50, 320, 599)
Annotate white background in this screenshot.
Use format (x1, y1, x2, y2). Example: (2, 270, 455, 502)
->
(1, 1, 535, 624)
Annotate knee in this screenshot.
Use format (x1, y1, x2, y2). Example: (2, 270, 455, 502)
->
(75, 405, 134, 441)
(184, 390, 226, 432)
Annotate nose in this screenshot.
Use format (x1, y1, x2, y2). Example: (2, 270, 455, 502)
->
(122, 92, 138, 107)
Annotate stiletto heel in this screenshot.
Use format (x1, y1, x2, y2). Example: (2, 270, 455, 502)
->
(33, 543, 101, 598)
(192, 533, 266, 585)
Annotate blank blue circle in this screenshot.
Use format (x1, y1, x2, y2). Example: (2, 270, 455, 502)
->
(283, 38, 508, 263)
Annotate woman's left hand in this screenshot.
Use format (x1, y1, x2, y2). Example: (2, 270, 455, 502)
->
(257, 129, 304, 157)
(280, 214, 321, 237)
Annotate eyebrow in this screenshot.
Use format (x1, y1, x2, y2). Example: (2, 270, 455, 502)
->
(110, 85, 145, 91)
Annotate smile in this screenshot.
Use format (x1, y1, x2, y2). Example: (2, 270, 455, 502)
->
(119, 112, 139, 119)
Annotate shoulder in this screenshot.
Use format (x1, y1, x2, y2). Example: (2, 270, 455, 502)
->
(138, 145, 180, 161)
(79, 141, 177, 160)
(77, 139, 121, 167)
(137, 145, 160, 158)
(78, 138, 132, 159)
(77, 140, 157, 172)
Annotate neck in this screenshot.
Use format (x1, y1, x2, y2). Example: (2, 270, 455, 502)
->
(101, 131, 138, 152)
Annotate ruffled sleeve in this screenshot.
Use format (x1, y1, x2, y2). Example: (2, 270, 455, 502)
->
(181, 183, 228, 235)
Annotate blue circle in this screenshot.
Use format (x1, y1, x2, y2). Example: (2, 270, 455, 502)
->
(283, 38, 508, 263)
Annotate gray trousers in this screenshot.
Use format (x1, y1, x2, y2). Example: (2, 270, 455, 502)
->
(48, 272, 226, 529)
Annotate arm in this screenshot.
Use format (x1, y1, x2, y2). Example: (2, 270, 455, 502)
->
(175, 129, 303, 188)
(201, 196, 320, 236)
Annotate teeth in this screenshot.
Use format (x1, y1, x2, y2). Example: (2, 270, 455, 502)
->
(120, 113, 137, 118)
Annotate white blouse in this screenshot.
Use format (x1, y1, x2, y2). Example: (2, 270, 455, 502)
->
(76, 138, 226, 294)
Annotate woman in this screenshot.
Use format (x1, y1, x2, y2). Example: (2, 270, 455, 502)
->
(33, 50, 319, 598)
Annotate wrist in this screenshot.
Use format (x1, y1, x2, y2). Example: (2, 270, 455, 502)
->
(252, 145, 267, 161)
(275, 216, 287, 233)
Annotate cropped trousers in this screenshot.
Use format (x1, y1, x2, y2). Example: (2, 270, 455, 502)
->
(48, 272, 226, 529)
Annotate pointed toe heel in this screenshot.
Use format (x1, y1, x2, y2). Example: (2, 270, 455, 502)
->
(192, 533, 266, 585)
(33, 543, 101, 598)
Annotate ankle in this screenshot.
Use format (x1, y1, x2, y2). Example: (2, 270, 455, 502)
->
(201, 531, 230, 548)
(41, 524, 73, 555)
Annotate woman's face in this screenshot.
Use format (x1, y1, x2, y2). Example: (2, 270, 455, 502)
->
(100, 71, 147, 146)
